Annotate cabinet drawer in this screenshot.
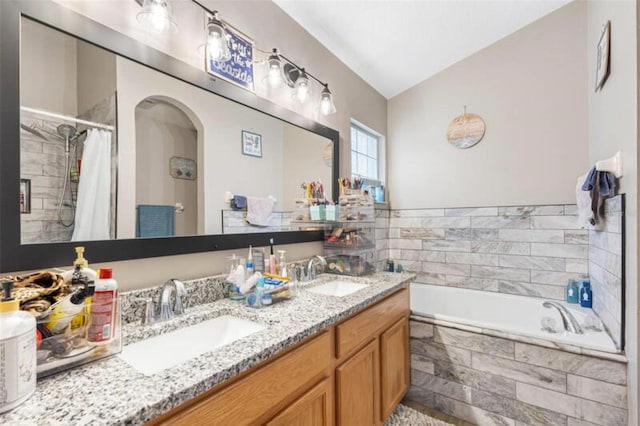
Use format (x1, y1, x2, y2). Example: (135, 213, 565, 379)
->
(336, 288, 408, 359)
(157, 331, 332, 426)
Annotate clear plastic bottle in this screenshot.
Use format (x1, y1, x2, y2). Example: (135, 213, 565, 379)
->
(0, 280, 36, 413)
(88, 268, 118, 344)
(277, 250, 287, 277)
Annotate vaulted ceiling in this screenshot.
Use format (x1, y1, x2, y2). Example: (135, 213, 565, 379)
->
(274, 0, 572, 98)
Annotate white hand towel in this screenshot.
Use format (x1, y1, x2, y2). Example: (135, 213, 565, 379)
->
(246, 196, 275, 227)
(576, 172, 593, 229)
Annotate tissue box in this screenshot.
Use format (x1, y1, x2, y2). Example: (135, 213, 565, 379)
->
(310, 205, 326, 221)
(35, 298, 122, 377)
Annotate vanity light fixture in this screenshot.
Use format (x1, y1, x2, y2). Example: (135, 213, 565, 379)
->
(266, 48, 283, 88)
(319, 85, 336, 116)
(134, 0, 337, 115)
(294, 68, 310, 103)
(136, 0, 177, 34)
(205, 11, 231, 62)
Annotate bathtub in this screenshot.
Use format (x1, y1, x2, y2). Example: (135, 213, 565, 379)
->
(410, 283, 618, 354)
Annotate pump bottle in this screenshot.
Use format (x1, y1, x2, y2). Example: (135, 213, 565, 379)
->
(0, 280, 36, 413)
(61, 247, 98, 284)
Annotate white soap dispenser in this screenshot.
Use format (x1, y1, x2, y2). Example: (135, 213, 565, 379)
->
(61, 246, 98, 284)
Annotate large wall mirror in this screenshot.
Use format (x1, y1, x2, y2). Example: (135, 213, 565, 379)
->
(0, 0, 339, 271)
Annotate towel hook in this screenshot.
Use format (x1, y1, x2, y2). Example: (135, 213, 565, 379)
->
(595, 150, 623, 178)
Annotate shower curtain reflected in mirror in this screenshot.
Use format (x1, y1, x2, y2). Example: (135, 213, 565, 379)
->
(71, 129, 112, 241)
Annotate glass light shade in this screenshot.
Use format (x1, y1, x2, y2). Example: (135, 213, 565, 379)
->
(137, 0, 177, 34)
(206, 15, 231, 62)
(294, 69, 310, 103)
(319, 85, 336, 115)
(266, 50, 282, 88)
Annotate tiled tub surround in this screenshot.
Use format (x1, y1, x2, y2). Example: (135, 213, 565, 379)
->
(0, 271, 414, 425)
(406, 319, 628, 426)
(384, 204, 590, 301)
(221, 209, 292, 233)
(588, 196, 624, 349)
(410, 283, 617, 354)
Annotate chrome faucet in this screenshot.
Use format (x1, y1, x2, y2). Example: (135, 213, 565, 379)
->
(543, 301, 584, 334)
(159, 279, 187, 321)
(306, 255, 327, 281)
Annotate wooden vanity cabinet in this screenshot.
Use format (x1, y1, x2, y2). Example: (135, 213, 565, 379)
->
(380, 317, 410, 420)
(335, 339, 380, 425)
(147, 286, 409, 426)
(267, 377, 333, 426)
(334, 287, 409, 425)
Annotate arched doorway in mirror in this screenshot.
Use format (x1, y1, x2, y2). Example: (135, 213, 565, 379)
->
(134, 96, 203, 238)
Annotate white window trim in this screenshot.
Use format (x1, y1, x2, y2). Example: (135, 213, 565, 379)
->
(350, 118, 386, 185)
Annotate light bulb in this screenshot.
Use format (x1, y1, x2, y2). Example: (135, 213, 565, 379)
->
(268, 64, 282, 87)
(266, 50, 282, 88)
(294, 70, 310, 103)
(206, 13, 230, 62)
(319, 85, 336, 115)
(207, 33, 223, 60)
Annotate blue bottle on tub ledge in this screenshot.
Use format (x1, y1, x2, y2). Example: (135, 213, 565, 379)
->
(566, 279, 579, 304)
(579, 279, 593, 308)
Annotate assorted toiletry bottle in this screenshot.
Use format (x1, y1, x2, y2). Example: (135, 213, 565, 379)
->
(0, 280, 37, 414)
(269, 238, 276, 275)
(246, 246, 254, 276)
(61, 246, 98, 284)
(277, 250, 287, 276)
(566, 278, 593, 308)
(88, 268, 118, 344)
(565, 279, 579, 304)
(45, 279, 95, 334)
(579, 279, 592, 308)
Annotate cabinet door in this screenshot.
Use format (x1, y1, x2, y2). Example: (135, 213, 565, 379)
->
(380, 317, 409, 421)
(336, 339, 380, 426)
(268, 378, 333, 426)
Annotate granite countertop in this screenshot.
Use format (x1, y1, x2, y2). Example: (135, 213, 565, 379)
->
(2, 271, 414, 426)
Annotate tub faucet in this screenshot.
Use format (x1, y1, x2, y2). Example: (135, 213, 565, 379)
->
(159, 279, 187, 321)
(543, 301, 584, 334)
(306, 255, 327, 281)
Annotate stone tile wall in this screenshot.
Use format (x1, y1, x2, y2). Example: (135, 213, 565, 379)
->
(221, 210, 292, 233)
(588, 196, 624, 350)
(386, 205, 589, 301)
(406, 320, 628, 426)
(20, 96, 117, 243)
(375, 206, 390, 271)
(21, 111, 79, 243)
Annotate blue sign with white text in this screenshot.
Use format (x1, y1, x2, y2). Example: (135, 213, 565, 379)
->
(206, 27, 254, 92)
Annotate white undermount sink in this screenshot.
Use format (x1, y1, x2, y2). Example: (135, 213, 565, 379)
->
(119, 315, 265, 376)
(307, 280, 369, 297)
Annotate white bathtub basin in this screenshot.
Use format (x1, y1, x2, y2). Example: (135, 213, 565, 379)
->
(119, 315, 265, 376)
(307, 280, 368, 297)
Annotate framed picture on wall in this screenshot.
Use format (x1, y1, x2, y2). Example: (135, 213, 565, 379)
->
(595, 20, 611, 91)
(20, 179, 30, 214)
(242, 130, 262, 157)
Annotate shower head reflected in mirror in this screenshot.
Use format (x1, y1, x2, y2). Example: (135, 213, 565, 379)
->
(57, 124, 77, 154)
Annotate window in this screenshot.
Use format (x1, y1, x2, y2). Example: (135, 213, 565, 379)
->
(350, 122, 380, 182)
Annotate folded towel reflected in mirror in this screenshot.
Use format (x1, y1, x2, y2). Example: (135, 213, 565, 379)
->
(246, 196, 275, 227)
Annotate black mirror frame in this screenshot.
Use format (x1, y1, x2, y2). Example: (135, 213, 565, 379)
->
(0, 0, 339, 272)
